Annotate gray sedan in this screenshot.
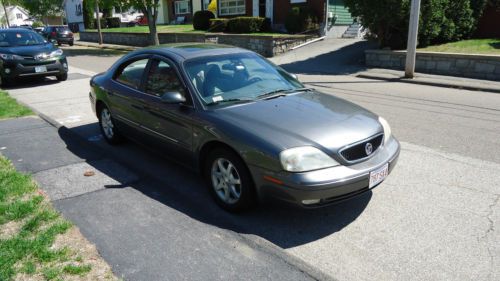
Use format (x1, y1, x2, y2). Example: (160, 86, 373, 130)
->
(89, 44, 400, 212)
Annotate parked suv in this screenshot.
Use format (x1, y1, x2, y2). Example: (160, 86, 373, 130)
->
(43, 26, 74, 46)
(0, 29, 68, 86)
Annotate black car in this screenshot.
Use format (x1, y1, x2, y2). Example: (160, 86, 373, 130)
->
(43, 25, 74, 46)
(0, 29, 68, 86)
(89, 44, 399, 211)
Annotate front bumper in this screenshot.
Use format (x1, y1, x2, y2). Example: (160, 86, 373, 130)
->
(250, 136, 400, 207)
(57, 37, 74, 43)
(1, 57, 68, 79)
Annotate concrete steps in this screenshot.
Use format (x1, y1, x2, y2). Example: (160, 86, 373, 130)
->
(342, 23, 364, 38)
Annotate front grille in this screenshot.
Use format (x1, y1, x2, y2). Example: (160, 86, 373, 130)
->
(340, 134, 384, 162)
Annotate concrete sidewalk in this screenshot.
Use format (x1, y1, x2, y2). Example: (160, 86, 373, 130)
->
(0, 116, 325, 281)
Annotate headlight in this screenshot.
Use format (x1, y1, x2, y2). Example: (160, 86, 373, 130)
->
(378, 116, 392, 144)
(0, 53, 23, 60)
(280, 146, 339, 172)
(50, 49, 63, 58)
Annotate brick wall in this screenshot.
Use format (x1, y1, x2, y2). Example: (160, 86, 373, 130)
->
(365, 50, 500, 81)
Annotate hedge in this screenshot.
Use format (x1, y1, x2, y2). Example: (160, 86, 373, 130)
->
(209, 17, 270, 33)
(106, 17, 121, 28)
(193, 10, 215, 30)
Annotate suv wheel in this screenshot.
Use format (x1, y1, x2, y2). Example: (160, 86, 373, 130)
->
(56, 73, 68, 81)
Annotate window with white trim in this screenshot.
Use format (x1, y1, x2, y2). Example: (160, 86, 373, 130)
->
(219, 0, 245, 16)
(175, 1, 190, 14)
(16, 13, 23, 19)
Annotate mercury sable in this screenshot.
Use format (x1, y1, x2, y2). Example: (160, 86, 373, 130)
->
(89, 44, 400, 212)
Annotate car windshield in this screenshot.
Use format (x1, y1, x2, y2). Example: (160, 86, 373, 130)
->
(0, 31, 45, 47)
(55, 27, 70, 32)
(184, 53, 304, 105)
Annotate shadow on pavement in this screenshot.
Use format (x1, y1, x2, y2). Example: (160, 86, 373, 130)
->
(280, 40, 378, 75)
(61, 47, 127, 57)
(58, 122, 370, 249)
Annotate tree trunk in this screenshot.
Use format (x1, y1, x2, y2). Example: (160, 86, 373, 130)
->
(146, 6, 159, 45)
(2, 0, 10, 28)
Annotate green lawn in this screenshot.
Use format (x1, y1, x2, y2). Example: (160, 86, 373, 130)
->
(0, 91, 32, 120)
(87, 24, 290, 36)
(419, 39, 500, 55)
(0, 156, 91, 280)
(88, 24, 202, 33)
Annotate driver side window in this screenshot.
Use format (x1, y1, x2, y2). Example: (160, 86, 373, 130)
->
(145, 59, 185, 98)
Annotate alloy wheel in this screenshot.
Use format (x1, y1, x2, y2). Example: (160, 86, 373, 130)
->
(211, 158, 242, 204)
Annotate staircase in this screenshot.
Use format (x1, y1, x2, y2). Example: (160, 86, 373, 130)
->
(342, 22, 364, 39)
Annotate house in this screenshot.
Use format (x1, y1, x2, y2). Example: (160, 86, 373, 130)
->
(63, 0, 85, 32)
(157, 0, 358, 37)
(0, 5, 33, 28)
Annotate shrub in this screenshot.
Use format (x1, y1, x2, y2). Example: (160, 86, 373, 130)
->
(94, 18, 107, 29)
(106, 17, 121, 28)
(226, 17, 266, 33)
(31, 21, 44, 28)
(209, 18, 229, 32)
(193, 10, 215, 30)
(344, 0, 478, 49)
(284, 6, 319, 34)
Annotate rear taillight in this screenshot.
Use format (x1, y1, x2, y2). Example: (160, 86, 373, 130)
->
(51, 31, 56, 36)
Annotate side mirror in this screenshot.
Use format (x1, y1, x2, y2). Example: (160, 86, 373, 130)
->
(160, 91, 186, 104)
(290, 73, 298, 80)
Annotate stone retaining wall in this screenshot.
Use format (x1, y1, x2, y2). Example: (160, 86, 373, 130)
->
(79, 32, 313, 57)
(365, 49, 500, 81)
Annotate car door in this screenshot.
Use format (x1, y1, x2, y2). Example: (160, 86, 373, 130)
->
(106, 56, 151, 131)
(139, 57, 194, 165)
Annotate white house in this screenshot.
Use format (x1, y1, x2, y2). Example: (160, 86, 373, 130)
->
(0, 6, 33, 28)
(63, 0, 85, 31)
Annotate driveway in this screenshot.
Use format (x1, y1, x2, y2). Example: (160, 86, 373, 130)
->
(3, 41, 500, 281)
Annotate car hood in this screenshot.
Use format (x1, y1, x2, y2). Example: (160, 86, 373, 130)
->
(0, 43, 57, 57)
(212, 91, 383, 153)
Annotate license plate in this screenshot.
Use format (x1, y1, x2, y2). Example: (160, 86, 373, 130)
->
(369, 163, 389, 188)
(35, 66, 47, 73)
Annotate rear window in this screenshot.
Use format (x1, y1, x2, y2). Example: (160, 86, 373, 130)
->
(55, 27, 70, 32)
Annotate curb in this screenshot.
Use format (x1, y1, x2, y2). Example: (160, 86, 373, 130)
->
(356, 73, 500, 94)
(74, 41, 137, 52)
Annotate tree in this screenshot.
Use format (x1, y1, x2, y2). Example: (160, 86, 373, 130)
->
(125, 0, 160, 45)
(344, 0, 478, 49)
(18, 0, 63, 24)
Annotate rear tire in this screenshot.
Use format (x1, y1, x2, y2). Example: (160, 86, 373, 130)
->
(56, 73, 68, 81)
(98, 105, 124, 145)
(69, 41, 74, 46)
(57, 41, 61, 46)
(204, 148, 256, 212)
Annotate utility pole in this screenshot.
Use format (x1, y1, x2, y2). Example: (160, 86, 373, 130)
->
(404, 0, 421, 78)
(2, 0, 10, 28)
(95, 0, 103, 45)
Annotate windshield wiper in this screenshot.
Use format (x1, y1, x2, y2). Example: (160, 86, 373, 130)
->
(257, 87, 312, 100)
(205, 98, 253, 106)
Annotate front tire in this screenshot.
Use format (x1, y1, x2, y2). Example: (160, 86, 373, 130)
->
(69, 41, 74, 46)
(56, 73, 68, 81)
(98, 105, 123, 145)
(205, 148, 256, 212)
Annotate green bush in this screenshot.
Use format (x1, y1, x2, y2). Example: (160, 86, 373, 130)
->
(344, 0, 479, 49)
(284, 6, 318, 34)
(106, 17, 121, 28)
(209, 18, 229, 32)
(226, 17, 266, 33)
(94, 18, 107, 29)
(193, 10, 215, 30)
(31, 21, 44, 28)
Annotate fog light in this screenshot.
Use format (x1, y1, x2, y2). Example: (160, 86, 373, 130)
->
(4, 68, 10, 74)
(302, 199, 321, 205)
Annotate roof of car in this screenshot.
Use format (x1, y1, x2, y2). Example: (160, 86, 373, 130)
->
(141, 43, 253, 60)
(2, 28, 35, 32)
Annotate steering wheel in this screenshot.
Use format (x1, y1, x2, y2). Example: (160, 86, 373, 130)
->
(247, 76, 263, 83)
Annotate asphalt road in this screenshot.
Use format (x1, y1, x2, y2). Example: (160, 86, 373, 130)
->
(2, 42, 498, 281)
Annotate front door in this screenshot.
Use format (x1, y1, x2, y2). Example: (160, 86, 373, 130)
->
(140, 57, 194, 165)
